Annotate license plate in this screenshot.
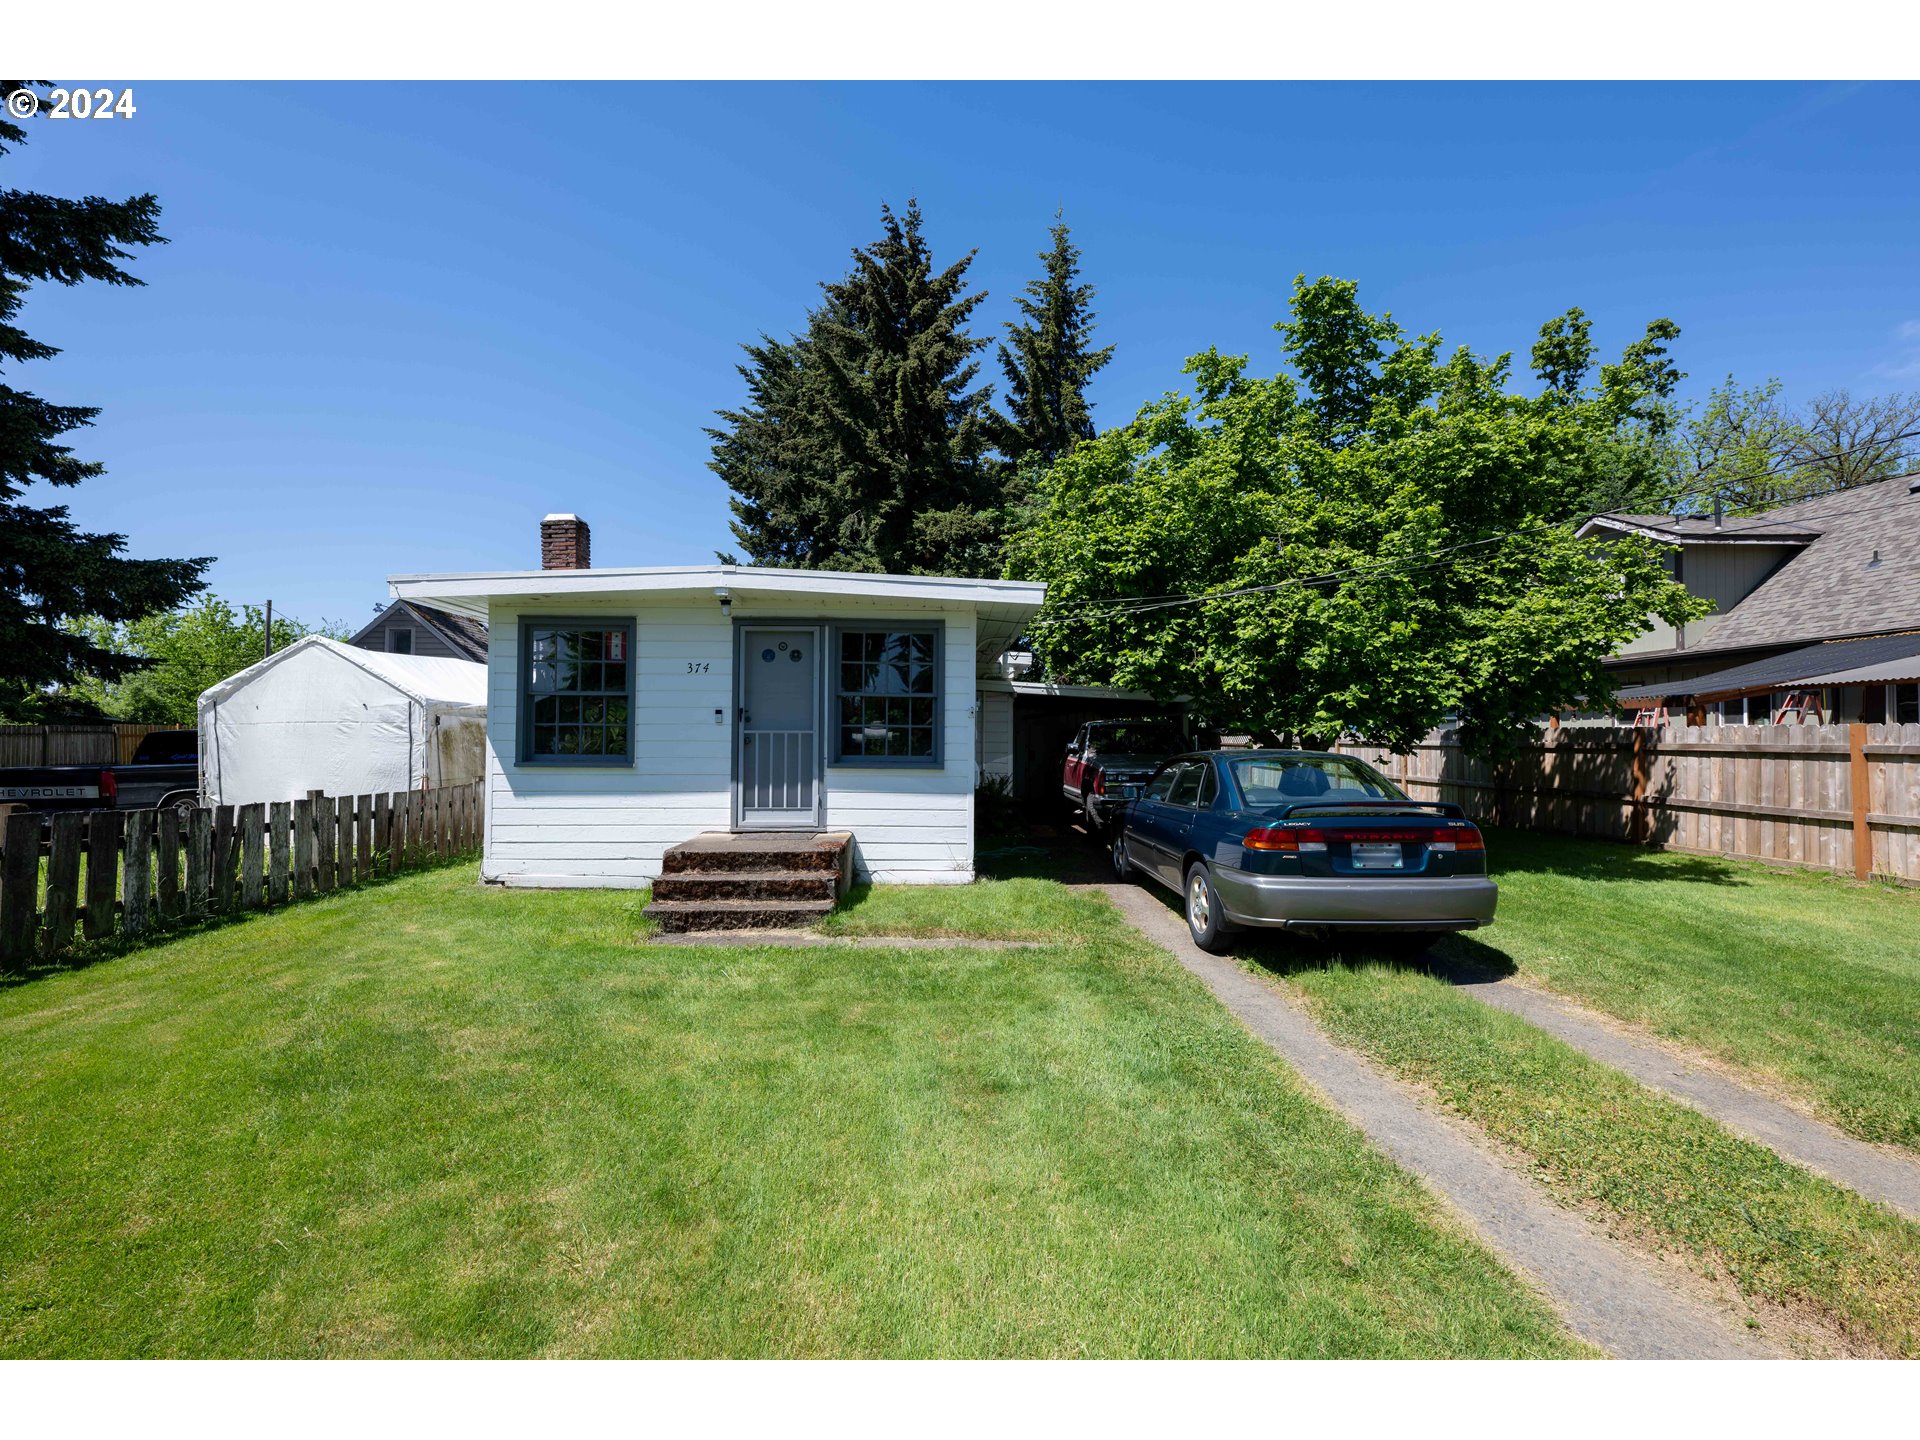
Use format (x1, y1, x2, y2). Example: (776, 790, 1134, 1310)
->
(1350, 842, 1404, 870)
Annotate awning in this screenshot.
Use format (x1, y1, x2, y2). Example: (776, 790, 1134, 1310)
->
(1615, 631, 1920, 703)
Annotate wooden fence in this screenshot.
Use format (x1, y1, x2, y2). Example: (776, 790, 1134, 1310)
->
(0, 780, 484, 970)
(1334, 722, 1920, 883)
(0, 723, 168, 767)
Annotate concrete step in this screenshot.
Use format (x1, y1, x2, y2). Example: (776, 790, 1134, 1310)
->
(651, 869, 840, 903)
(641, 898, 837, 934)
(661, 830, 853, 876)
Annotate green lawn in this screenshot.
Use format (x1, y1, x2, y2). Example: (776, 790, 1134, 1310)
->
(0, 865, 1580, 1358)
(1448, 828, 1920, 1151)
(1277, 960, 1920, 1357)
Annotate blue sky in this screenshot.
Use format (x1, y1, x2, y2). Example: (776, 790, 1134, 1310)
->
(13, 80, 1919, 628)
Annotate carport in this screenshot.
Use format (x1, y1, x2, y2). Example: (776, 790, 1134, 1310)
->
(977, 678, 1188, 811)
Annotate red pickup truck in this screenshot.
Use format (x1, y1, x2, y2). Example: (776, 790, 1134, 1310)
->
(1061, 717, 1186, 834)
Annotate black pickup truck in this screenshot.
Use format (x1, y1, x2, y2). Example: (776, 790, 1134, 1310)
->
(0, 729, 201, 817)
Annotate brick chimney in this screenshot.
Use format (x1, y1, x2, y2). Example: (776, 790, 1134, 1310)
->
(540, 513, 591, 570)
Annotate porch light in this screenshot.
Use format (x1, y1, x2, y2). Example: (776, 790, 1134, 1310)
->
(714, 586, 732, 619)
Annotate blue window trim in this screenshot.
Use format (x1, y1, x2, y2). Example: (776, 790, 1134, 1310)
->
(515, 615, 637, 768)
(827, 619, 946, 769)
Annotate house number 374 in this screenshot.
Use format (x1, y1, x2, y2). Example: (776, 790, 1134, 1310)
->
(687, 662, 710, 674)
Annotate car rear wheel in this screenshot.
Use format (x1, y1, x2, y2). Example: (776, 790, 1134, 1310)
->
(1185, 863, 1231, 953)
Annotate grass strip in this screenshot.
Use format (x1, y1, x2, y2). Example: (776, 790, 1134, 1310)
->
(1458, 827, 1920, 1152)
(1284, 958, 1920, 1357)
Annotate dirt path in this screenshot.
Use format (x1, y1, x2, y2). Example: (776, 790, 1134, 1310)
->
(1094, 880, 1776, 1359)
(1429, 957, 1920, 1223)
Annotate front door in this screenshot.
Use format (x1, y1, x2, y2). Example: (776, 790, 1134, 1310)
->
(736, 626, 822, 829)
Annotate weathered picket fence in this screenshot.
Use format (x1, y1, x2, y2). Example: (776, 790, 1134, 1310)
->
(0, 779, 484, 969)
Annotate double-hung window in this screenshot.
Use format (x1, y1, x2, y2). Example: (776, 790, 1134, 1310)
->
(520, 620, 634, 764)
(833, 625, 941, 764)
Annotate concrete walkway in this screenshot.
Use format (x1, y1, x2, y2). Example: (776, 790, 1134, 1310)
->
(1096, 881, 1775, 1359)
(1430, 958, 1920, 1223)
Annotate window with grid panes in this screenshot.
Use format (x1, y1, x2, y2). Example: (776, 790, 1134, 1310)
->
(1896, 683, 1920, 726)
(834, 627, 941, 763)
(520, 621, 634, 762)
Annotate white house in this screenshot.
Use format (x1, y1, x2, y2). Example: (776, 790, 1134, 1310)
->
(386, 515, 1046, 888)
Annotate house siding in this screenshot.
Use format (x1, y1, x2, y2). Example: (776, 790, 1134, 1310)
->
(482, 594, 977, 887)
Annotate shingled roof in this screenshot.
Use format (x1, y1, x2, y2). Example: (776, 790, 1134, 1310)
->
(1589, 473, 1920, 656)
(410, 603, 489, 662)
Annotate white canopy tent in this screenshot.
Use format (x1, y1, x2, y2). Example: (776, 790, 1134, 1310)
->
(198, 636, 488, 807)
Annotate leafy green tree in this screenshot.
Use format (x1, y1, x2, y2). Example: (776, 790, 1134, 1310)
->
(0, 81, 210, 719)
(64, 598, 347, 724)
(1672, 377, 1808, 513)
(712, 200, 1003, 576)
(1007, 276, 1707, 758)
(995, 215, 1114, 470)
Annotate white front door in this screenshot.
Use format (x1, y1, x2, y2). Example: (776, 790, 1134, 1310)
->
(736, 626, 822, 829)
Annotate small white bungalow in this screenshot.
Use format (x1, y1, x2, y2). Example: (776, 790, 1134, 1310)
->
(386, 515, 1047, 888)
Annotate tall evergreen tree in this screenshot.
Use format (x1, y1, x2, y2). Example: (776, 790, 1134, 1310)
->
(1, 82, 209, 719)
(996, 215, 1113, 468)
(712, 200, 1001, 576)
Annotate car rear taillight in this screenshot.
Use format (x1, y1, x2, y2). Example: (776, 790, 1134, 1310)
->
(99, 769, 117, 800)
(1244, 827, 1329, 852)
(1427, 827, 1484, 852)
(1093, 772, 1106, 796)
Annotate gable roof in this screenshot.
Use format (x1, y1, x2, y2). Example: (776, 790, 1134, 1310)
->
(347, 600, 489, 662)
(1589, 474, 1920, 656)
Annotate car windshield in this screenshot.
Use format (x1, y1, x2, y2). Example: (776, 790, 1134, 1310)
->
(1089, 723, 1182, 753)
(1229, 755, 1404, 806)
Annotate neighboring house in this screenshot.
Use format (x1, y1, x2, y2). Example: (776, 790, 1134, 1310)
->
(1578, 473, 1920, 724)
(387, 514, 1047, 886)
(348, 599, 489, 662)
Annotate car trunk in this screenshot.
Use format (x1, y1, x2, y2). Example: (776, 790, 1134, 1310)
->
(1250, 807, 1484, 879)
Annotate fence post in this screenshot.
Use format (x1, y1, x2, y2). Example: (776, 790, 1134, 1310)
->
(211, 805, 236, 913)
(0, 812, 41, 967)
(293, 798, 314, 898)
(1850, 721, 1872, 882)
(156, 808, 183, 920)
(186, 808, 212, 919)
(371, 793, 390, 874)
(1629, 728, 1652, 845)
(122, 811, 152, 939)
(313, 795, 334, 892)
(268, 800, 292, 904)
(83, 810, 123, 941)
(42, 812, 84, 955)
(354, 794, 373, 882)
(337, 796, 356, 886)
(240, 803, 266, 909)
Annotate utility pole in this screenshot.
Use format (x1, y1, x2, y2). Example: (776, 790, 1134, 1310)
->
(264, 600, 274, 659)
